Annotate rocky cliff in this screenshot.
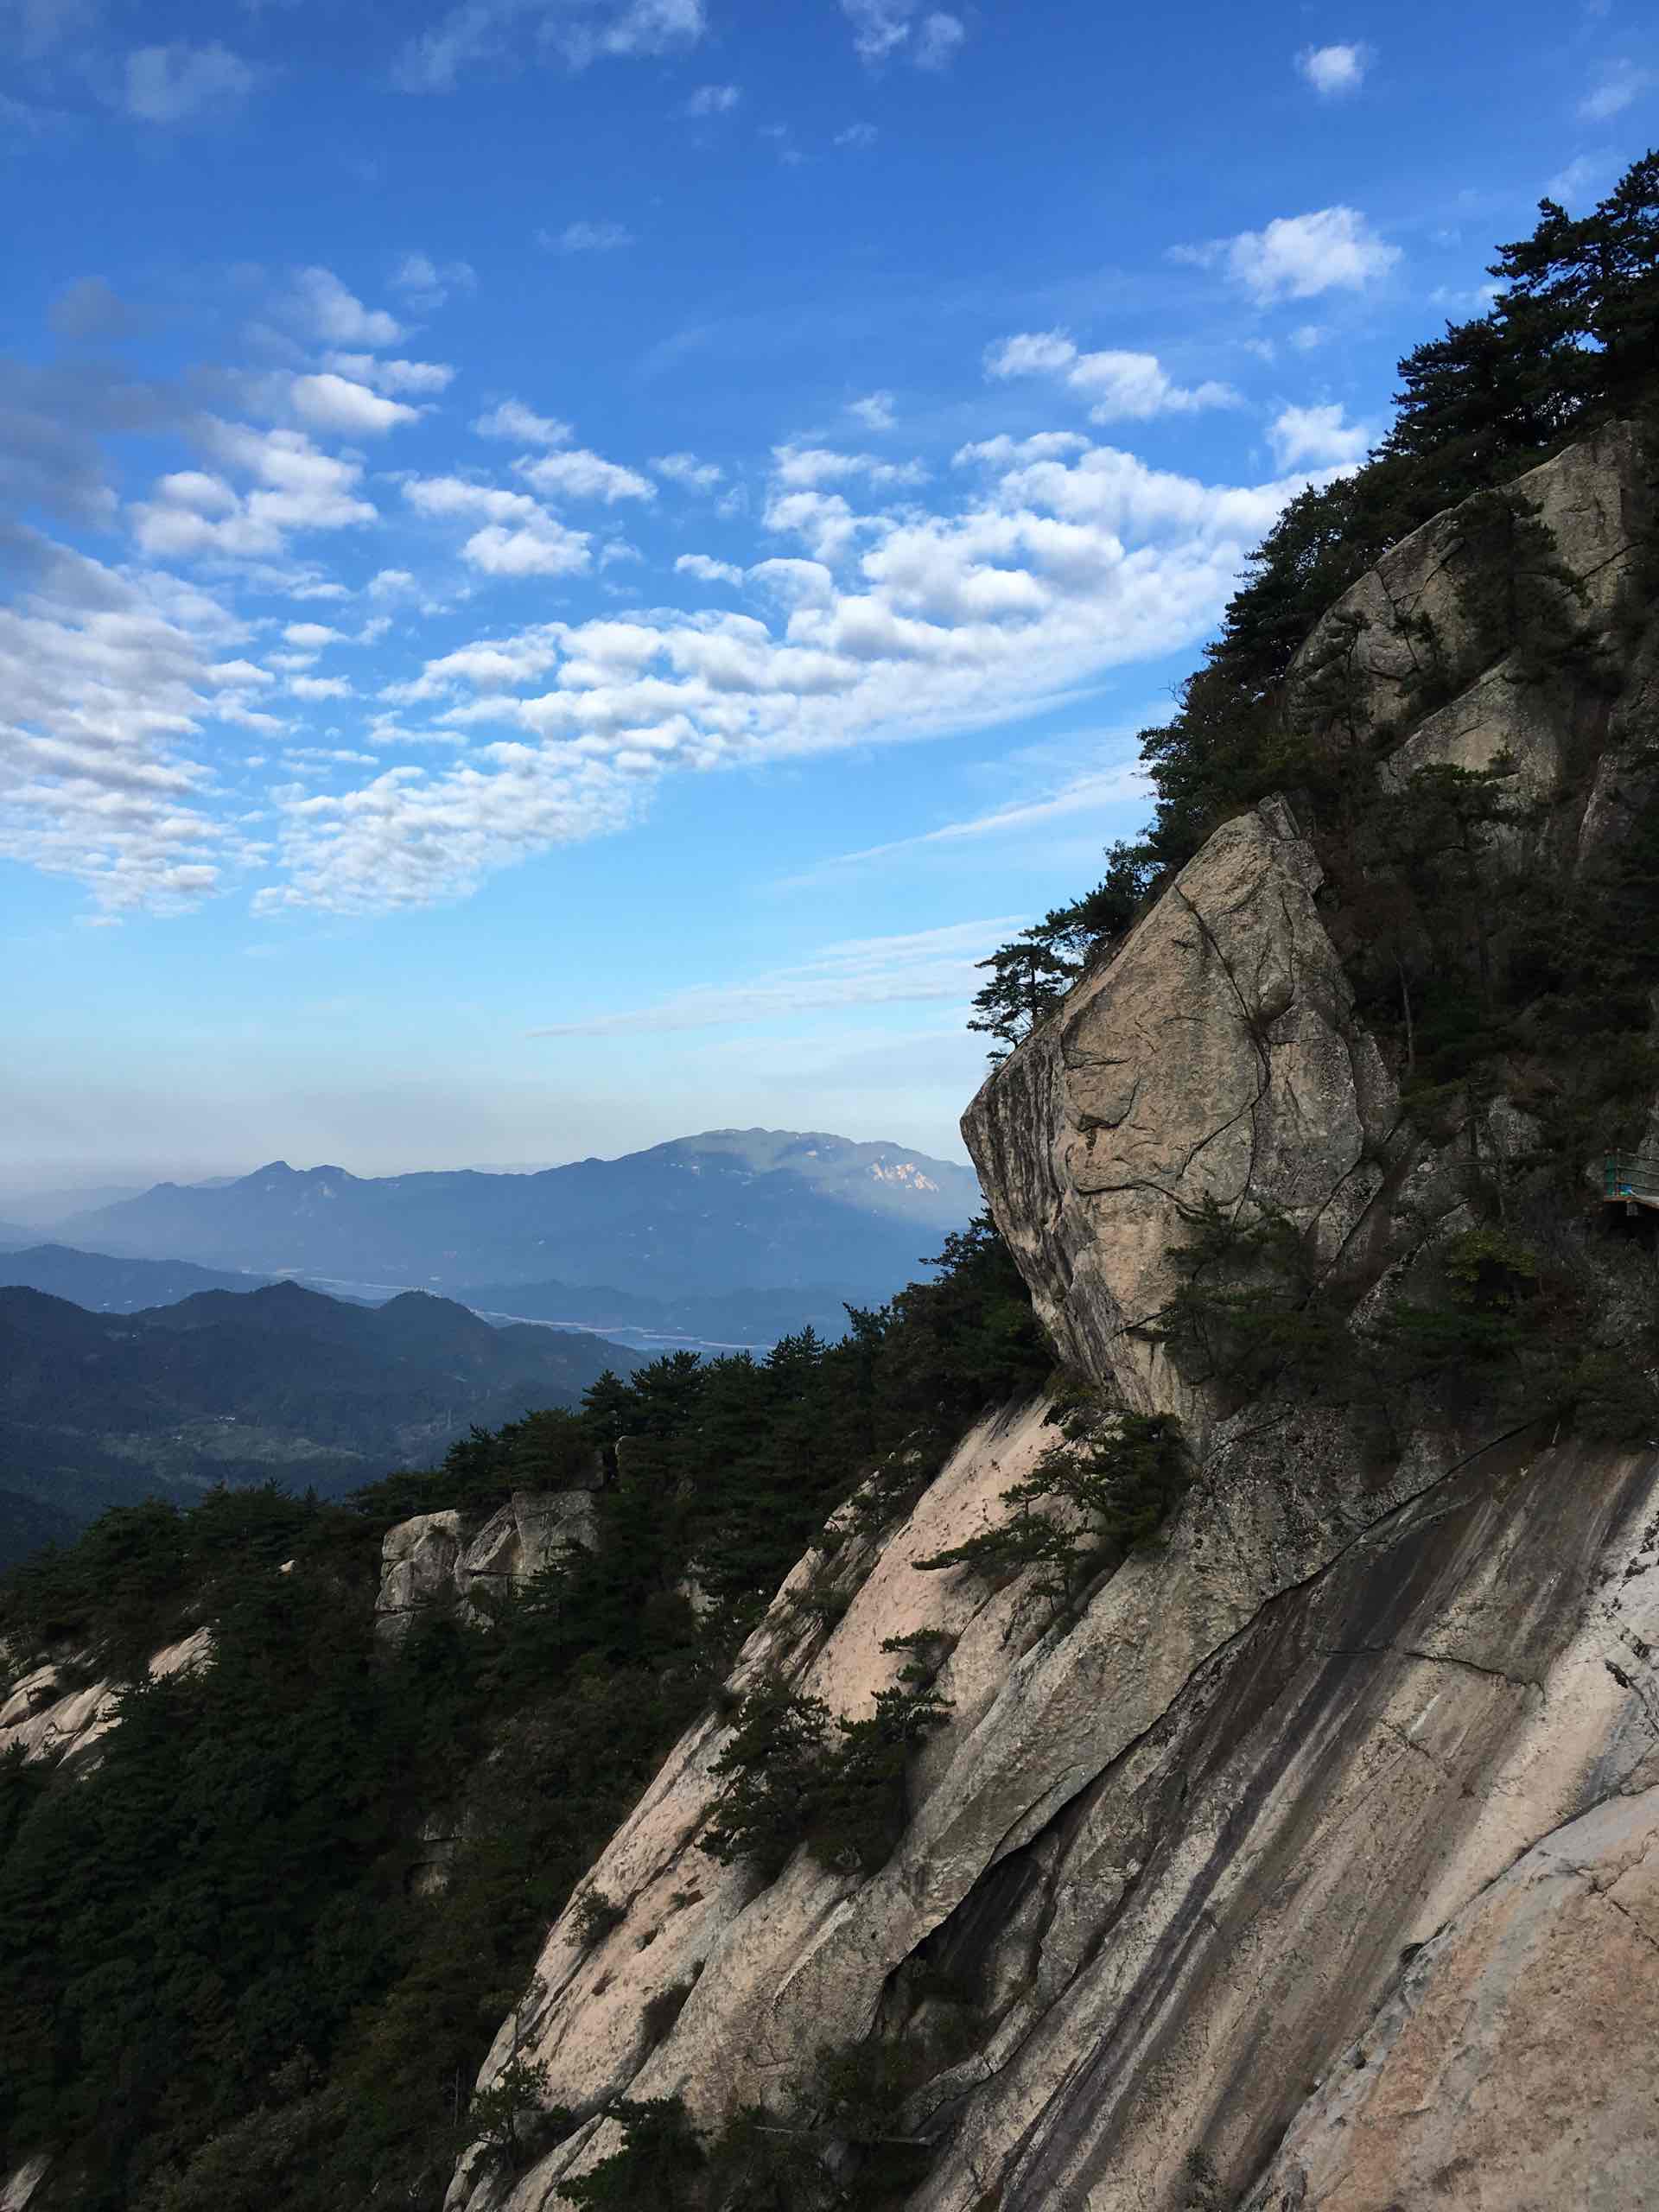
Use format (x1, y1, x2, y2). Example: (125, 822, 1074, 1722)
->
(441, 424, 1659, 2212)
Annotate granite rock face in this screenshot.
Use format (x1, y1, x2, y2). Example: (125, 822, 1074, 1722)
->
(443, 423, 1659, 2212)
(375, 1491, 598, 1640)
(1289, 420, 1649, 758)
(961, 795, 1396, 1441)
(1240, 1784, 1659, 2212)
(0, 1629, 213, 1768)
(446, 1409, 1659, 2212)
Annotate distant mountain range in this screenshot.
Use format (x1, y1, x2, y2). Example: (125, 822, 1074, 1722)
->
(0, 1244, 283, 1313)
(0, 1245, 860, 1354)
(0, 1281, 641, 1558)
(56, 1128, 979, 1296)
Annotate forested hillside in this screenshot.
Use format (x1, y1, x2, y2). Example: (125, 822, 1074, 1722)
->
(0, 1225, 1048, 2211)
(0, 1282, 641, 1551)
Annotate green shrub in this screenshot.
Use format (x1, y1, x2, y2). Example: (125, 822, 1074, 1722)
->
(556, 2098, 706, 2209)
(468, 2056, 571, 2171)
(570, 1887, 627, 1952)
(640, 1979, 694, 2046)
(700, 1675, 951, 1881)
(917, 1406, 1188, 1620)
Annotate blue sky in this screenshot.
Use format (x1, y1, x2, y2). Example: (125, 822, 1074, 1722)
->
(2, 0, 1653, 1190)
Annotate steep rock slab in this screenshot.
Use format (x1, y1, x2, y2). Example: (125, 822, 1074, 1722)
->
(1239, 1784, 1659, 2212)
(962, 797, 1395, 1432)
(446, 1405, 1659, 2212)
(907, 1439, 1659, 2212)
(445, 1398, 1066, 2210)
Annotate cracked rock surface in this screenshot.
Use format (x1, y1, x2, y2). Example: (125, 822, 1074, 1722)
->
(446, 423, 1659, 2212)
(962, 794, 1395, 1442)
(446, 1414, 1659, 2212)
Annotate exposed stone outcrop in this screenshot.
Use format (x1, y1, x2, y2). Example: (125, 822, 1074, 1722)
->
(447, 1405, 1659, 2212)
(961, 796, 1396, 1440)
(445, 424, 1659, 2212)
(376, 1491, 598, 1640)
(1290, 420, 1649, 756)
(0, 1628, 213, 1767)
(0, 2154, 49, 2211)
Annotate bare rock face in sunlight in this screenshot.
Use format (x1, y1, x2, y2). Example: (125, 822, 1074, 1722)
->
(442, 423, 1659, 2212)
(961, 794, 1395, 1445)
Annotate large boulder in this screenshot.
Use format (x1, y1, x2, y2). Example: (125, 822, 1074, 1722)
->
(962, 796, 1395, 1437)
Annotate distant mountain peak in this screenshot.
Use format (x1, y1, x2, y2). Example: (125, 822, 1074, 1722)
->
(57, 1127, 978, 1297)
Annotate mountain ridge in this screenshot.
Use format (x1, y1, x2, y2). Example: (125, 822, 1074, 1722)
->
(0, 1279, 642, 1546)
(58, 1127, 979, 1295)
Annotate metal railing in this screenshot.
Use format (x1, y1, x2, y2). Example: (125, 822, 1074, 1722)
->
(1605, 1153, 1659, 1200)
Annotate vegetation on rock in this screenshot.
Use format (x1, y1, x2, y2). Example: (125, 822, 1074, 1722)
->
(0, 1219, 1049, 2212)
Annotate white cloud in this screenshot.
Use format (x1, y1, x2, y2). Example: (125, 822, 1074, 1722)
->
(287, 267, 407, 347)
(0, 538, 247, 913)
(289, 372, 423, 436)
(1290, 323, 1327, 351)
(772, 444, 926, 489)
(392, 0, 706, 91)
(122, 41, 257, 124)
(289, 674, 353, 701)
(264, 435, 1323, 911)
(652, 450, 723, 490)
(325, 353, 455, 395)
(474, 398, 572, 446)
(1295, 42, 1370, 97)
(675, 553, 745, 586)
(1186, 207, 1402, 302)
(986, 332, 1240, 420)
(544, 218, 635, 252)
(2, 0, 100, 62)
(1428, 281, 1500, 311)
(847, 391, 896, 431)
(520, 448, 657, 504)
(914, 11, 964, 69)
(389, 250, 476, 308)
(367, 568, 421, 600)
(789, 759, 1153, 881)
(840, 2, 967, 70)
(1579, 60, 1649, 119)
(1547, 153, 1614, 208)
(531, 918, 1020, 1036)
(1267, 402, 1370, 469)
(403, 473, 592, 575)
(757, 122, 802, 166)
(131, 425, 376, 563)
(283, 622, 345, 647)
(684, 81, 740, 115)
(951, 431, 1091, 467)
(835, 121, 878, 149)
